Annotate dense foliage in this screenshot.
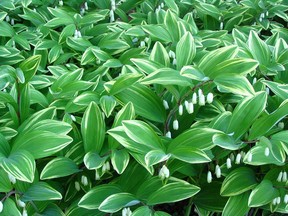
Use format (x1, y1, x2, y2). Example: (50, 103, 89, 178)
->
(0, 0, 288, 215)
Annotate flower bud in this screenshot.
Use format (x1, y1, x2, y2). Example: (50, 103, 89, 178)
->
(160, 3, 164, 8)
(59, 0, 63, 6)
(74, 29, 78, 39)
(110, 10, 115, 22)
(95, 169, 100, 180)
(272, 198, 277, 205)
(230, 153, 235, 162)
(75, 181, 80, 191)
(22, 209, 28, 216)
(207, 171, 212, 183)
(84, 2, 88, 10)
(247, 152, 253, 162)
(144, 37, 149, 43)
(178, 104, 183, 116)
(122, 207, 132, 216)
(172, 58, 177, 66)
(81, 175, 88, 186)
(264, 147, 270, 156)
(184, 100, 189, 110)
(252, 77, 257, 85)
(168, 50, 175, 59)
(206, 92, 213, 104)
(226, 158, 232, 169)
(282, 171, 287, 182)
(278, 122, 284, 129)
(235, 153, 241, 164)
(192, 93, 197, 104)
(8, 173, 16, 184)
(277, 171, 283, 182)
(80, 7, 85, 16)
(199, 94, 205, 106)
(159, 165, 170, 180)
(259, 17, 263, 22)
(163, 100, 169, 110)
(17, 200, 26, 208)
(266, 87, 270, 95)
(276, 196, 281, 205)
(284, 194, 288, 204)
(173, 119, 179, 130)
(220, 22, 223, 30)
(0, 201, 3, 213)
(70, 114, 76, 121)
(266, 11, 269, 16)
(5, 15, 10, 22)
(11, 18, 14, 26)
(187, 102, 194, 114)
(140, 41, 145, 47)
(198, 89, 203, 98)
(105, 161, 110, 171)
(215, 165, 221, 178)
(77, 30, 82, 38)
(165, 131, 171, 138)
(132, 37, 138, 43)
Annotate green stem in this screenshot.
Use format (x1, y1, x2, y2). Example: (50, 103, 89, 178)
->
(184, 197, 193, 216)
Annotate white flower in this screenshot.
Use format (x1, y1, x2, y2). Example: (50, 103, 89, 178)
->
(74, 29, 78, 39)
(198, 89, 203, 98)
(277, 171, 283, 182)
(276, 196, 281, 205)
(187, 102, 194, 114)
(178, 104, 183, 116)
(284, 194, 288, 204)
(282, 171, 287, 182)
(163, 100, 169, 110)
(278, 122, 284, 129)
(81, 175, 88, 186)
(5, 15, 10, 22)
(266, 87, 270, 95)
(240, 151, 246, 158)
(8, 173, 16, 184)
(109, 10, 115, 22)
(264, 147, 270, 156)
(105, 161, 110, 171)
(252, 77, 257, 85)
(17, 200, 26, 208)
(247, 152, 253, 162)
(220, 22, 223, 30)
(75, 181, 80, 191)
(207, 171, 212, 183)
(226, 158, 232, 169)
(84, 2, 88, 10)
(184, 100, 189, 110)
(144, 37, 149, 43)
(272, 198, 277, 205)
(172, 58, 177, 66)
(168, 50, 175, 59)
(160, 3, 164, 8)
(230, 153, 235, 162)
(260, 12, 265, 18)
(11, 18, 14, 26)
(266, 11, 269, 16)
(215, 165, 221, 178)
(206, 92, 213, 104)
(22, 209, 28, 216)
(140, 41, 145, 47)
(199, 94, 205, 106)
(0, 201, 3, 213)
(132, 37, 138, 43)
(59, 0, 63, 6)
(192, 93, 197, 104)
(80, 7, 85, 16)
(95, 169, 100, 180)
(159, 165, 170, 180)
(173, 119, 179, 130)
(77, 30, 82, 38)
(235, 153, 241, 164)
(122, 207, 132, 216)
(165, 131, 171, 138)
(111, 0, 116, 10)
(70, 114, 76, 121)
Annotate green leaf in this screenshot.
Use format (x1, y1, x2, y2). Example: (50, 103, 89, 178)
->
(262, 80, 288, 100)
(19, 55, 41, 83)
(131, 206, 152, 216)
(248, 30, 271, 66)
(99, 193, 139, 213)
(212, 133, 242, 150)
(100, 95, 117, 117)
(145, 149, 170, 166)
(0, 132, 11, 158)
(214, 74, 255, 96)
(109, 73, 142, 95)
(21, 182, 62, 201)
(114, 83, 166, 122)
(176, 32, 196, 69)
(40, 157, 80, 180)
(227, 91, 267, 140)
(171, 147, 211, 164)
(220, 167, 257, 196)
(248, 180, 279, 207)
(0, 169, 13, 192)
(12, 131, 72, 159)
(168, 128, 220, 151)
(131, 58, 162, 74)
(0, 198, 21, 216)
(141, 68, 192, 86)
(81, 102, 105, 153)
(84, 152, 108, 170)
(0, 91, 17, 111)
(141, 25, 172, 43)
(78, 185, 122, 209)
(66, 37, 93, 52)
(122, 120, 163, 151)
(180, 66, 206, 81)
(0, 12, 7, 22)
(111, 149, 130, 174)
(149, 42, 170, 67)
(0, 21, 14, 37)
(1, 151, 35, 183)
(147, 182, 200, 205)
(223, 192, 250, 216)
(164, 10, 179, 42)
(19, 84, 30, 123)
(198, 46, 238, 78)
(249, 100, 288, 139)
